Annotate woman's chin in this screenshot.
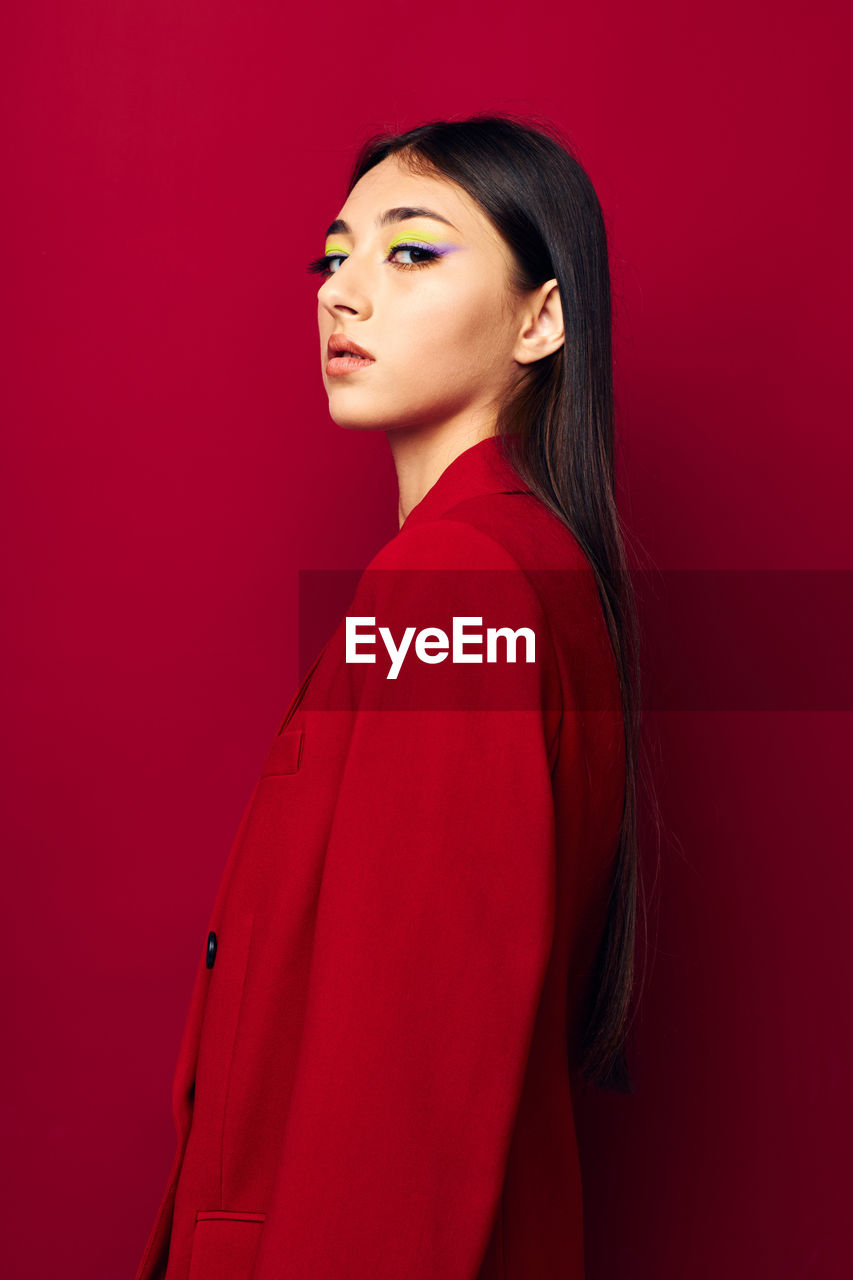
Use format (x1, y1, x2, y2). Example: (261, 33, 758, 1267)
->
(328, 406, 386, 431)
(326, 395, 402, 431)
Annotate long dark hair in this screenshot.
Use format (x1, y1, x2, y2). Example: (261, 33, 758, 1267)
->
(345, 114, 647, 1093)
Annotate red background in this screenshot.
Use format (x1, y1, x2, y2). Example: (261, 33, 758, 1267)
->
(2, 2, 850, 1276)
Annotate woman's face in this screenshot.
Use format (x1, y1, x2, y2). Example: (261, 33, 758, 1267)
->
(314, 155, 527, 434)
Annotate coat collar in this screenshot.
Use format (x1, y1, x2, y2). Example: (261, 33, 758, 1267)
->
(399, 435, 531, 533)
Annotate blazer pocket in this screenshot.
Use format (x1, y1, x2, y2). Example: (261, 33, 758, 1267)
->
(188, 1210, 265, 1280)
(260, 727, 304, 777)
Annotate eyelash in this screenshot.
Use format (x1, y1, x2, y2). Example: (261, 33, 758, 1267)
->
(305, 242, 441, 278)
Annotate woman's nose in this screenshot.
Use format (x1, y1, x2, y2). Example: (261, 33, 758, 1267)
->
(320, 254, 375, 316)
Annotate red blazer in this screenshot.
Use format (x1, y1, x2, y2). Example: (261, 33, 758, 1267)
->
(134, 435, 625, 1280)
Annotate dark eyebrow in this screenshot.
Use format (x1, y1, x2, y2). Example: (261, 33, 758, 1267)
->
(324, 206, 458, 238)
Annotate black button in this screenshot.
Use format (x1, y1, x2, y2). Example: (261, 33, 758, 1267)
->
(206, 930, 217, 969)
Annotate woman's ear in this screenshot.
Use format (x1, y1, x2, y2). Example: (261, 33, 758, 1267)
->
(513, 279, 565, 364)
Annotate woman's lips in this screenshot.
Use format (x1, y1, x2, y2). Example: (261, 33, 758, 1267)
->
(326, 354, 376, 376)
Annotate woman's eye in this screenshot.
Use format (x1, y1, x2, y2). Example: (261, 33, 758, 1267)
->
(387, 243, 440, 269)
(305, 243, 440, 279)
(305, 253, 346, 277)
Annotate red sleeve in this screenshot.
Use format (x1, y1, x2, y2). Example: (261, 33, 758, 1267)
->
(251, 520, 562, 1280)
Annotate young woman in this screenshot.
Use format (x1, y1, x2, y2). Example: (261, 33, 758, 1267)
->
(135, 114, 641, 1280)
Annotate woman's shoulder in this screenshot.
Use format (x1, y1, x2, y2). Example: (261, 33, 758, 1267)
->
(369, 490, 589, 575)
(345, 510, 561, 715)
(362, 494, 613, 680)
(354, 514, 545, 634)
(369, 512, 527, 575)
